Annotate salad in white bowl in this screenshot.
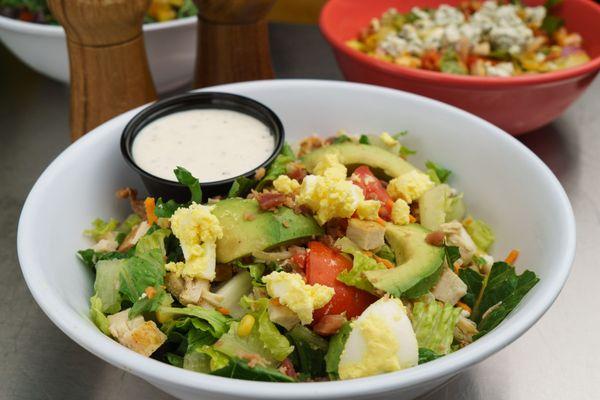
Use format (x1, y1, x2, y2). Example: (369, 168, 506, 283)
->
(78, 131, 538, 382)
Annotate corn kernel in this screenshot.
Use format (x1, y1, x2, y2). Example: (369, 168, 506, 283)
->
(237, 314, 256, 337)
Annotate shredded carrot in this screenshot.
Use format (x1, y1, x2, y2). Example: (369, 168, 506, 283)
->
(144, 197, 158, 225)
(409, 214, 417, 223)
(376, 217, 386, 226)
(144, 286, 156, 299)
(385, 199, 394, 208)
(456, 301, 471, 314)
(505, 249, 520, 265)
(453, 261, 461, 274)
(216, 307, 230, 316)
(374, 255, 395, 269)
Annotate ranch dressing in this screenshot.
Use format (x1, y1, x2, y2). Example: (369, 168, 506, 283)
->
(132, 109, 275, 182)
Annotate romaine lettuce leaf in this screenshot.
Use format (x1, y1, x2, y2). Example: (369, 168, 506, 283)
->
(464, 218, 495, 252)
(216, 297, 293, 364)
(159, 306, 231, 338)
(134, 228, 171, 258)
(375, 244, 396, 264)
(183, 344, 229, 373)
(90, 294, 110, 335)
(77, 248, 133, 269)
(211, 357, 294, 382)
(418, 348, 442, 364)
(472, 262, 539, 338)
(174, 166, 203, 203)
(335, 237, 386, 294)
(256, 143, 295, 191)
(84, 218, 119, 241)
(118, 249, 165, 304)
(285, 325, 328, 378)
(425, 161, 452, 184)
(228, 176, 256, 198)
(94, 259, 126, 314)
(154, 198, 180, 218)
(324, 322, 351, 379)
(458, 268, 484, 308)
(129, 286, 172, 318)
(411, 301, 461, 355)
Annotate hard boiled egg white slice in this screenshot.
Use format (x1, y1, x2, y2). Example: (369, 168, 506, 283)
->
(338, 296, 418, 380)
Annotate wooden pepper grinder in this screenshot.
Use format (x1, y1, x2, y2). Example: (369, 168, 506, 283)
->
(193, 0, 277, 88)
(47, 0, 157, 141)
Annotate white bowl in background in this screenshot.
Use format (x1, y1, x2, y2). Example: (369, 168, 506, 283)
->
(17, 80, 575, 400)
(0, 15, 196, 94)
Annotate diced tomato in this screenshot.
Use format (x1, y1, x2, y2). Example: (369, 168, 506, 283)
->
(306, 241, 376, 322)
(289, 246, 307, 270)
(351, 166, 393, 221)
(421, 50, 442, 71)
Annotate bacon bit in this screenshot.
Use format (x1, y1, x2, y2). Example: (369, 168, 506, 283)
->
(279, 358, 299, 378)
(425, 231, 445, 247)
(144, 286, 157, 299)
(282, 220, 290, 228)
(239, 352, 267, 368)
(298, 136, 324, 157)
(374, 255, 395, 269)
(409, 214, 417, 223)
(215, 264, 233, 282)
(313, 314, 347, 336)
(254, 167, 266, 180)
(116, 187, 145, 218)
(216, 307, 230, 316)
(289, 247, 308, 271)
(319, 234, 335, 248)
(255, 191, 288, 210)
(421, 49, 442, 71)
(243, 212, 256, 221)
(144, 197, 158, 225)
(505, 249, 520, 265)
(456, 301, 472, 314)
(325, 218, 348, 239)
(287, 162, 307, 182)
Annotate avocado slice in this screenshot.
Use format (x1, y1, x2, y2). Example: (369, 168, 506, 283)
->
(212, 198, 323, 263)
(419, 184, 465, 231)
(364, 224, 444, 298)
(301, 143, 416, 178)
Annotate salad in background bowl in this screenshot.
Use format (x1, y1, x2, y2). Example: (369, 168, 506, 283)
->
(0, 0, 198, 93)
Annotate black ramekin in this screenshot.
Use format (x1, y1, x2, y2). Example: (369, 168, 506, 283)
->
(121, 92, 285, 203)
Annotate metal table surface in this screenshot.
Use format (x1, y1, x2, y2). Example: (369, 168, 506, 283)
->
(1, 23, 599, 400)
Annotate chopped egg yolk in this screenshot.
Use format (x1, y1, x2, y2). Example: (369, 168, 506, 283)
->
(391, 199, 410, 225)
(379, 132, 398, 147)
(263, 271, 334, 325)
(297, 154, 365, 225)
(272, 175, 301, 195)
(338, 314, 400, 380)
(386, 170, 434, 203)
(313, 153, 347, 180)
(165, 203, 223, 281)
(356, 200, 381, 221)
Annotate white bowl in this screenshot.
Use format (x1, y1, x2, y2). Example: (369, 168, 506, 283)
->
(0, 15, 196, 94)
(17, 80, 575, 400)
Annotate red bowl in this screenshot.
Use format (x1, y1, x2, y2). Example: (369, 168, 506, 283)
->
(320, 0, 600, 135)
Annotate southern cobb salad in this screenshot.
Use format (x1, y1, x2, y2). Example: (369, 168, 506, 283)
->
(78, 132, 538, 382)
(348, 0, 590, 77)
(0, 0, 197, 24)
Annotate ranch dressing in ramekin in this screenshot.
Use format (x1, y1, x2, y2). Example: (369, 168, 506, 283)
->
(132, 109, 275, 183)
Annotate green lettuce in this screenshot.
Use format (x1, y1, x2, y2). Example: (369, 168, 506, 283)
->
(256, 143, 295, 191)
(154, 198, 180, 218)
(129, 287, 172, 319)
(458, 268, 484, 308)
(286, 325, 328, 378)
(115, 214, 142, 243)
(161, 316, 222, 359)
(324, 322, 351, 379)
(94, 259, 126, 314)
(159, 306, 231, 338)
(211, 358, 294, 382)
(216, 297, 293, 364)
(411, 301, 461, 355)
(174, 166, 203, 203)
(440, 48, 468, 75)
(472, 262, 539, 338)
(77, 248, 132, 270)
(84, 218, 119, 241)
(90, 294, 110, 335)
(375, 244, 396, 264)
(183, 344, 229, 373)
(418, 348, 442, 364)
(464, 218, 495, 251)
(119, 249, 165, 304)
(426, 161, 452, 184)
(336, 238, 386, 294)
(134, 228, 171, 258)
(228, 176, 256, 198)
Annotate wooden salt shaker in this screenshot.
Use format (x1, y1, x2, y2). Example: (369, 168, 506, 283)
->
(193, 0, 277, 88)
(47, 0, 157, 141)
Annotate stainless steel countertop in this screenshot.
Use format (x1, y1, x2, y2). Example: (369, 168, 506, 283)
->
(1, 23, 599, 400)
